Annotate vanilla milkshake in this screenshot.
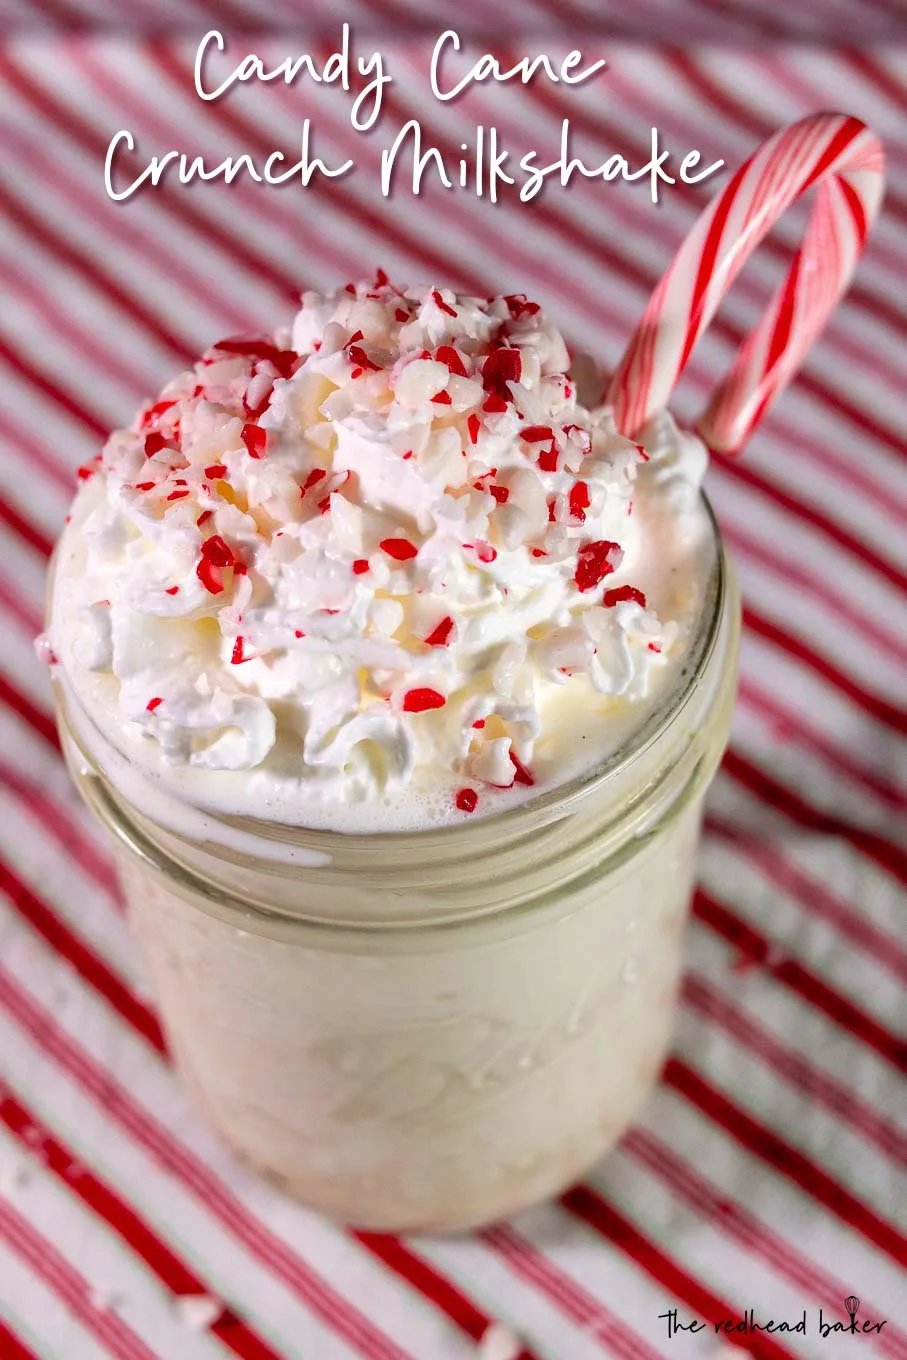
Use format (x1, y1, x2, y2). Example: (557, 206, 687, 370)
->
(48, 278, 739, 1230)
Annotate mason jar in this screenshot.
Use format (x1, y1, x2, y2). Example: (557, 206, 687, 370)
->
(49, 508, 739, 1234)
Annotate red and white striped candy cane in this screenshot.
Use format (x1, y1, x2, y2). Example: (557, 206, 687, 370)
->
(607, 113, 885, 453)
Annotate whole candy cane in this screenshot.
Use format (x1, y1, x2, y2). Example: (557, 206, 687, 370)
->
(607, 112, 885, 454)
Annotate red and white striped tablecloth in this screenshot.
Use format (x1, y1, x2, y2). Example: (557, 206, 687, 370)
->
(1, 10, 905, 1360)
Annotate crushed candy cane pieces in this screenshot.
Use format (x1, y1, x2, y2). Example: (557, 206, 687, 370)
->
(380, 538, 419, 562)
(402, 688, 447, 713)
(241, 424, 267, 459)
(603, 585, 647, 608)
(574, 540, 624, 593)
(425, 616, 454, 647)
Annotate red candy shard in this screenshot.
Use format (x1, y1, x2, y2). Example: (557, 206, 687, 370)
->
(140, 399, 176, 429)
(197, 533, 244, 594)
(431, 390, 452, 405)
(648, 642, 662, 653)
(294, 629, 305, 638)
(241, 424, 268, 459)
(456, 788, 478, 813)
(348, 344, 380, 373)
(472, 718, 485, 729)
(374, 267, 389, 287)
(231, 637, 245, 664)
(212, 336, 273, 360)
(481, 347, 521, 398)
(394, 307, 409, 322)
(510, 751, 534, 786)
(212, 337, 298, 379)
(144, 431, 168, 458)
(402, 687, 447, 713)
(425, 616, 454, 647)
(146, 697, 163, 712)
(531, 547, 548, 558)
(431, 290, 458, 318)
(547, 499, 558, 523)
(204, 464, 227, 478)
(165, 586, 180, 595)
(302, 467, 326, 493)
(135, 481, 156, 492)
(166, 489, 189, 501)
(271, 351, 300, 380)
(488, 485, 509, 504)
(568, 481, 590, 521)
(467, 413, 481, 444)
(520, 424, 554, 443)
(348, 329, 364, 343)
(435, 345, 468, 377)
(504, 293, 541, 319)
(563, 422, 592, 455)
(603, 585, 647, 608)
(537, 447, 559, 473)
(196, 560, 223, 593)
(243, 371, 275, 419)
(196, 510, 213, 528)
(200, 535, 235, 567)
(380, 537, 418, 561)
(574, 540, 623, 593)
(352, 559, 370, 575)
(483, 394, 508, 414)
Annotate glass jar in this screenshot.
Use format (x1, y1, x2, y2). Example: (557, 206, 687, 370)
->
(50, 511, 740, 1234)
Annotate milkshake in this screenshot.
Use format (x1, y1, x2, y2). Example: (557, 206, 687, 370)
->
(49, 277, 738, 1230)
(46, 104, 885, 1229)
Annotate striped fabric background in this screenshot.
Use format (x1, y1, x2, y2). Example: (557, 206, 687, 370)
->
(0, 6, 905, 1358)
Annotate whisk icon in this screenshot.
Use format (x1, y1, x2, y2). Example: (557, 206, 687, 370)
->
(846, 1296, 861, 1328)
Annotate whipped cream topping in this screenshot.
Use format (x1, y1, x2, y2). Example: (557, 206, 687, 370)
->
(51, 276, 712, 829)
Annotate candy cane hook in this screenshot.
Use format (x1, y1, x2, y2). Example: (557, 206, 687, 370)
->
(607, 113, 885, 453)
